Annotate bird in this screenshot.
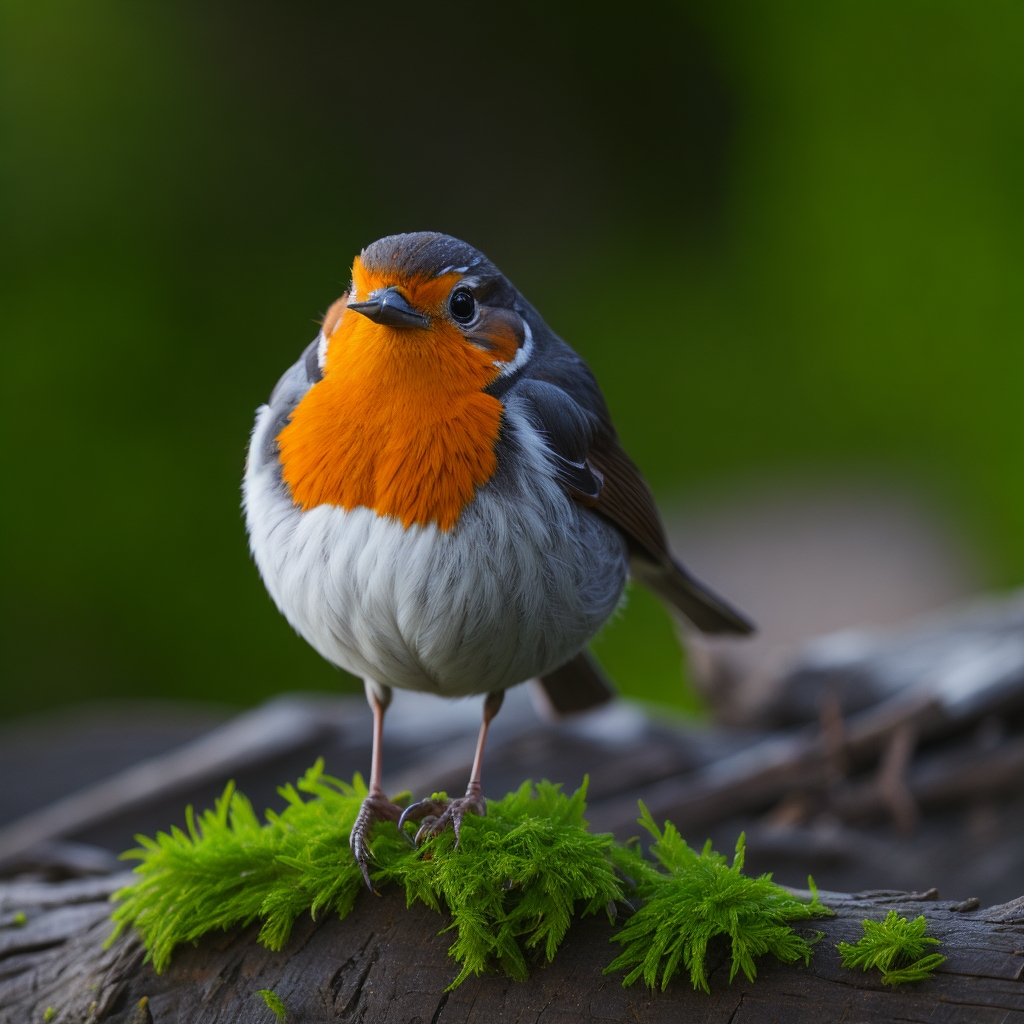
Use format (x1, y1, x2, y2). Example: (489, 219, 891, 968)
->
(243, 231, 753, 889)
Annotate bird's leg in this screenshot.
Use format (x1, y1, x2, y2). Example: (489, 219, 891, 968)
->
(462, 688, 505, 813)
(349, 680, 403, 893)
(400, 690, 505, 848)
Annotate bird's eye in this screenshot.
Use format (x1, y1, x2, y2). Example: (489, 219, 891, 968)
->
(449, 289, 476, 324)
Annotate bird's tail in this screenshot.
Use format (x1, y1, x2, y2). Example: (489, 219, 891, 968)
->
(633, 557, 755, 635)
(536, 650, 615, 715)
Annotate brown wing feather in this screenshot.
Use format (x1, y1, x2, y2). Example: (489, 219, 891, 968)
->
(586, 435, 668, 562)
(586, 434, 755, 635)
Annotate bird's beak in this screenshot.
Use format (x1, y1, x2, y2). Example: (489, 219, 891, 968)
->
(347, 288, 430, 329)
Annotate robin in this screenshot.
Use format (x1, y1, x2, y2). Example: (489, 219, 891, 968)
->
(243, 232, 753, 888)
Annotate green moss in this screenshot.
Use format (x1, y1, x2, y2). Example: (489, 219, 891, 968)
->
(110, 763, 832, 990)
(256, 989, 288, 1021)
(110, 762, 623, 987)
(606, 803, 831, 992)
(837, 910, 945, 985)
(374, 778, 623, 987)
(109, 763, 367, 967)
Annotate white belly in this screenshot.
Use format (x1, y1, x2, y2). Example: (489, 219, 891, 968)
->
(243, 399, 628, 697)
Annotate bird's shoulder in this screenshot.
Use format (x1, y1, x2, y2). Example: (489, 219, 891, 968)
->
(492, 315, 613, 501)
(494, 311, 671, 560)
(504, 310, 612, 428)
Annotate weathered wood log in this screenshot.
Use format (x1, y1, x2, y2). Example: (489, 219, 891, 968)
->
(760, 588, 1024, 728)
(832, 732, 1024, 823)
(0, 697, 366, 869)
(3, 872, 1024, 1023)
(587, 690, 945, 835)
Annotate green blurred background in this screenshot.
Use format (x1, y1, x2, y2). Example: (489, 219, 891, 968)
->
(2, 2, 1023, 720)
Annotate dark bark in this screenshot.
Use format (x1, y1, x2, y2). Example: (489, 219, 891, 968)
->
(3, 873, 1024, 1023)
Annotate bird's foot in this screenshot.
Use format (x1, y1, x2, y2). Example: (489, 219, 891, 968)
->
(350, 793, 403, 893)
(399, 787, 486, 848)
(396, 796, 449, 844)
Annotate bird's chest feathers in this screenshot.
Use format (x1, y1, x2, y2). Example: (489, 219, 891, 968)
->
(277, 317, 503, 530)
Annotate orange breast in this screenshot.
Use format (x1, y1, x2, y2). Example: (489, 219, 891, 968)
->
(277, 302, 504, 531)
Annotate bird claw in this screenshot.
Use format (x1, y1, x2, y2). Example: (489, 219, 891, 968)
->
(409, 791, 487, 848)
(397, 798, 449, 844)
(349, 793, 403, 893)
(413, 815, 441, 846)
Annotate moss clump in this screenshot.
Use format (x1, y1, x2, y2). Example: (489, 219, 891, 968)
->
(110, 762, 368, 967)
(110, 761, 623, 987)
(374, 778, 622, 986)
(606, 803, 831, 992)
(110, 763, 833, 991)
(256, 989, 288, 1021)
(837, 910, 945, 985)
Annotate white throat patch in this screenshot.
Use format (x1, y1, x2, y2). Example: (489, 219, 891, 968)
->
(496, 320, 533, 377)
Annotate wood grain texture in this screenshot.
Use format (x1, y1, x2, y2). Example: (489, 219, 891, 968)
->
(4, 874, 1024, 1023)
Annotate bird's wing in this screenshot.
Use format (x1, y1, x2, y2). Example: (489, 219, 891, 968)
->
(510, 377, 606, 500)
(586, 434, 754, 634)
(512, 376, 754, 635)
